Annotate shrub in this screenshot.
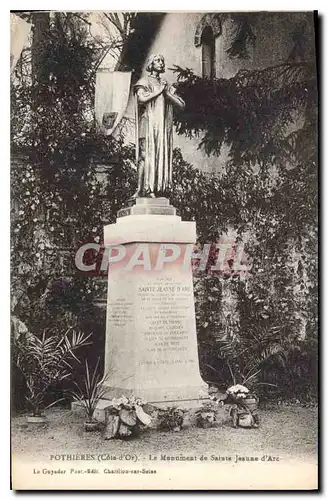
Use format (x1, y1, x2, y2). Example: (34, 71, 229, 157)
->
(13, 326, 91, 416)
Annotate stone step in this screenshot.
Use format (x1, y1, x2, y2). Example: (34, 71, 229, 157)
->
(118, 197, 175, 218)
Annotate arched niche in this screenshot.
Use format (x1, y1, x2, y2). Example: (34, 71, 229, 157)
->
(194, 13, 222, 47)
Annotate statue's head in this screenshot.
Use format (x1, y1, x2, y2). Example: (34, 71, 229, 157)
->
(146, 54, 165, 74)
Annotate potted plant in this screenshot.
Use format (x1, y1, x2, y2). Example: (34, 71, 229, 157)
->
(71, 358, 109, 432)
(13, 327, 91, 423)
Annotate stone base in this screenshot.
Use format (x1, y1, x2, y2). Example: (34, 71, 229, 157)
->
(101, 383, 209, 406)
(118, 197, 176, 218)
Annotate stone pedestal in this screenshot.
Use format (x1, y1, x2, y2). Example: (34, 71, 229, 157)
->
(102, 198, 208, 405)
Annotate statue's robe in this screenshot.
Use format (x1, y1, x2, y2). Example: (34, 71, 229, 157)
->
(134, 76, 173, 194)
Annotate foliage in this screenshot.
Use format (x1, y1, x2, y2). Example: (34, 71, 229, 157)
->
(170, 149, 228, 241)
(157, 407, 185, 432)
(11, 154, 135, 327)
(195, 401, 219, 428)
(173, 62, 316, 165)
(171, 59, 317, 401)
(10, 13, 139, 412)
(217, 280, 317, 400)
(13, 326, 91, 415)
(94, 12, 137, 67)
(71, 358, 108, 422)
(226, 14, 257, 60)
(11, 14, 137, 340)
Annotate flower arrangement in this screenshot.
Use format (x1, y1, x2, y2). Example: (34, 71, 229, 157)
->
(226, 384, 250, 399)
(104, 395, 152, 439)
(109, 395, 147, 411)
(218, 385, 259, 428)
(208, 383, 260, 428)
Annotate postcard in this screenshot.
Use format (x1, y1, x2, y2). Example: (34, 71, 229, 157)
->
(11, 10, 318, 490)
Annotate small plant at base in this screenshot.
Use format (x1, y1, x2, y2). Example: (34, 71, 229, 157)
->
(71, 358, 109, 431)
(195, 401, 219, 429)
(157, 406, 185, 432)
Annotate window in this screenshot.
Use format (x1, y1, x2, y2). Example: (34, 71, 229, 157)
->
(194, 14, 221, 78)
(201, 26, 215, 78)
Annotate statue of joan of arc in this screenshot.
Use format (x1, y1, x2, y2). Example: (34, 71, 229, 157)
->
(133, 54, 185, 198)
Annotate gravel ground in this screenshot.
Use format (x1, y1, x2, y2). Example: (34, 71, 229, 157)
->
(12, 405, 318, 464)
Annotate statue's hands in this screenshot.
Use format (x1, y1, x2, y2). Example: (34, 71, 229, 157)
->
(168, 84, 176, 95)
(158, 81, 167, 94)
(164, 84, 179, 100)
